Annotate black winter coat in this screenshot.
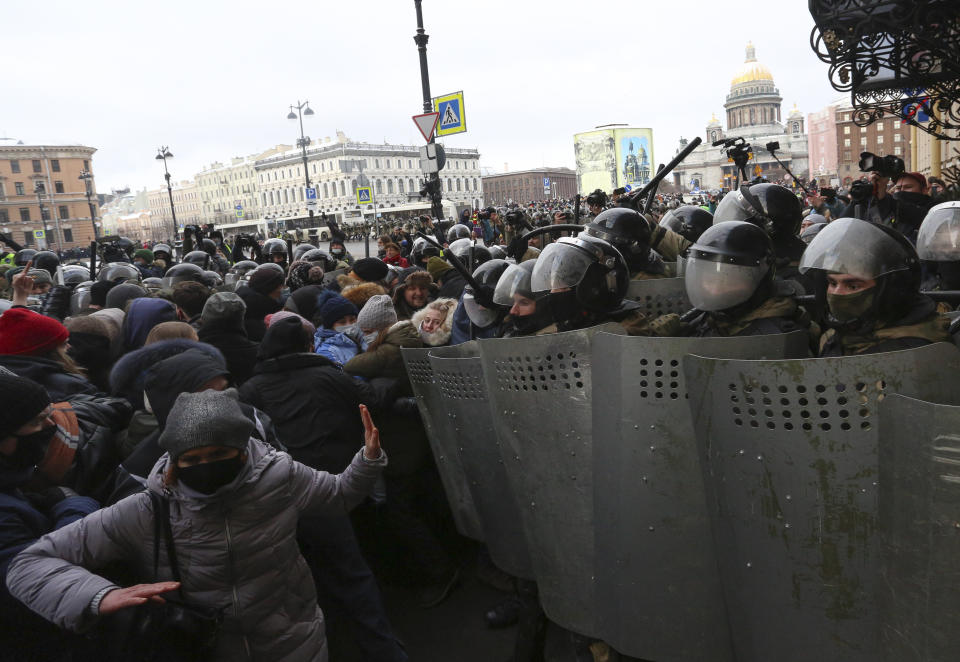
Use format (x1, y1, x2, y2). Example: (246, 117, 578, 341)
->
(236, 285, 282, 341)
(198, 323, 259, 384)
(437, 270, 467, 300)
(0, 355, 98, 402)
(240, 353, 385, 474)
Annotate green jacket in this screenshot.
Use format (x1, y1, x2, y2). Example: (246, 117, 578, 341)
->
(344, 321, 423, 381)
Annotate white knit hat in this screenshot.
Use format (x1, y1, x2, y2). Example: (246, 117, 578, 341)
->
(357, 294, 398, 332)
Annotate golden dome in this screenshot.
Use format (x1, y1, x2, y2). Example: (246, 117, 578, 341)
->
(731, 42, 774, 86)
(707, 112, 721, 127)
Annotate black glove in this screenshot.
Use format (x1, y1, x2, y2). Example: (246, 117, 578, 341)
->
(473, 284, 497, 309)
(391, 396, 421, 418)
(25, 486, 80, 513)
(507, 236, 529, 262)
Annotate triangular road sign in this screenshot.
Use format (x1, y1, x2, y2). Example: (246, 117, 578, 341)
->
(413, 112, 440, 142)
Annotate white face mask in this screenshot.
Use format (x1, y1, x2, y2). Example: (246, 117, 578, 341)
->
(333, 323, 356, 334)
(363, 331, 379, 346)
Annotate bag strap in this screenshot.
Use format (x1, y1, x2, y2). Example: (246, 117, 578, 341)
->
(150, 491, 162, 581)
(149, 491, 184, 595)
(158, 495, 182, 585)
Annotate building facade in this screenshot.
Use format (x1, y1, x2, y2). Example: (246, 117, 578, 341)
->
(807, 100, 842, 186)
(195, 147, 288, 226)
(146, 181, 201, 243)
(99, 188, 149, 237)
(834, 103, 912, 188)
(0, 138, 99, 251)
(482, 168, 577, 204)
(672, 43, 810, 192)
(254, 133, 481, 229)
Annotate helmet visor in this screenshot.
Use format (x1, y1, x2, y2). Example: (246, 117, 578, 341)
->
(713, 191, 754, 224)
(161, 274, 200, 288)
(917, 205, 960, 261)
(685, 256, 766, 311)
(530, 241, 595, 292)
(494, 263, 533, 305)
(463, 290, 500, 327)
(798, 218, 912, 279)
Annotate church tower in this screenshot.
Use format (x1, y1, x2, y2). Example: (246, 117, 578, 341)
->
(724, 42, 783, 130)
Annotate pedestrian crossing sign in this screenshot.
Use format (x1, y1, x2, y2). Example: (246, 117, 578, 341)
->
(357, 186, 372, 205)
(236, 210, 244, 218)
(433, 91, 466, 136)
(33, 230, 45, 239)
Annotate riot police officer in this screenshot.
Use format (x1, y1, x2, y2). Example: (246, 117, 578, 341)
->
(583, 208, 667, 280)
(494, 260, 552, 337)
(224, 260, 258, 291)
(658, 205, 714, 245)
(446, 223, 473, 245)
(681, 221, 811, 338)
(450, 259, 510, 344)
(799, 217, 951, 356)
(152, 243, 175, 272)
(916, 201, 960, 291)
(262, 238, 289, 270)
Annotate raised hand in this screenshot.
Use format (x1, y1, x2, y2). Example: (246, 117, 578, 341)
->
(359, 404, 381, 460)
(12, 259, 35, 306)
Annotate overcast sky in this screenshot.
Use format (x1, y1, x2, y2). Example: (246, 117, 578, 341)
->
(4, 0, 841, 194)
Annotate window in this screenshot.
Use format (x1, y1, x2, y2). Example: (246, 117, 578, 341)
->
(51, 159, 60, 172)
(298, 188, 304, 202)
(860, 138, 868, 147)
(375, 159, 381, 168)
(83, 160, 89, 170)
(398, 179, 405, 193)
(62, 228, 73, 243)
(894, 133, 902, 143)
(32, 160, 41, 173)
(844, 113, 851, 121)
(408, 159, 413, 169)
(24, 231, 32, 246)
(844, 126, 850, 135)
(409, 178, 415, 192)
(876, 135, 884, 144)
(843, 139, 851, 147)
(0, 209, 7, 222)
(340, 181, 346, 196)
(860, 126, 867, 133)
(321, 163, 325, 172)
(54, 181, 64, 193)
(387, 179, 394, 194)
(876, 123, 884, 132)
(19, 208, 30, 222)
(894, 147, 902, 155)
(456, 179, 461, 191)
(59, 205, 69, 218)
(15, 182, 24, 195)
(376, 180, 383, 195)
(323, 183, 329, 197)
(10, 160, 20, 173)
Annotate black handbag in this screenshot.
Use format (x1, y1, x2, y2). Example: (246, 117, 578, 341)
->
(101, 492, 224, 662)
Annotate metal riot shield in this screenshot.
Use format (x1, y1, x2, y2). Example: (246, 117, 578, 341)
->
(878, 394, 960, 662)
(430, 352, 535, 580)
(685, 343, 960, 662)
(400, 344, 484, 541)
(477, 323, 626, 637)
(592, 330, 809, 661)
(625, 277, 691, 317)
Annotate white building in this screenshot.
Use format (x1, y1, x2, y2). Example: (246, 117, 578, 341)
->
(254, 132, 482, 230)
(673, 43, 810, 192)
(195, 147, 289, 226)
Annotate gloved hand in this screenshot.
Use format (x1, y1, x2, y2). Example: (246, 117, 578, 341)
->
(472, 284, 497, 309)
(507, 236, 529, 262)
(391, 396, 421, 418)
(26, 486, 80, 513)
(40, 284, 74, 321)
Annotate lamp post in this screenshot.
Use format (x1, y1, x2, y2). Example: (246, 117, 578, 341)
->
(413, 0, 444, 221)
(33, 181, 53, 252)
(287, 101, 315, 230)
(155, 147, 177, 242)
(78, 170, 99, 239)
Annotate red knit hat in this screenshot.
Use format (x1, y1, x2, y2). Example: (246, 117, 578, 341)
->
(0, 308, 70, 356)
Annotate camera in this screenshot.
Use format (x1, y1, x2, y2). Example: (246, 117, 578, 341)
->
(765, 141, 781, 152)
(819, 187, 836, 200)
(477, 209, 492, 221)
(849, 179, 874, 203)
(858, 151, 905, 179)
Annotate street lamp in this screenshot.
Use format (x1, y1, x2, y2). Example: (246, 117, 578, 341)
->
(413, 0, 444, 221)
(287, 100, 315, 229)
(33, 181, 53, 252)
(155, 146, 177, 242)
(78, 170, 99, 239)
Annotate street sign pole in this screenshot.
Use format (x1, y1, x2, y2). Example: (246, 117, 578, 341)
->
(413, 0, 444, 221)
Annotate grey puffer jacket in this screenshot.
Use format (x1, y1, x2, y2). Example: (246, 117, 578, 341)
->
(6, 438, 387, 662)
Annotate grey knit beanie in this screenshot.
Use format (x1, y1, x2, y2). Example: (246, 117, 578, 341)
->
(201, 292, 246, 325)
(357, 294, 397, 332)
(158, 389, 253, 460)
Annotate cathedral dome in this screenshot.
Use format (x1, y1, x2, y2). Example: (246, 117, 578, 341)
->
(730, 42, 773, 87)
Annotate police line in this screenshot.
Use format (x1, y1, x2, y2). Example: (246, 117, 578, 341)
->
(402, 317, 960, 662)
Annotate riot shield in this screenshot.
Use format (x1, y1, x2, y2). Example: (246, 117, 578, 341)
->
(322, 267, 347, 288)
(592, 330, 809, 661)
(625, 277, 691, 317)
(478, 323, 625, 637)
(400, 345, 484, 542)
(878, 394, 960, 662)
(685, 343, 960, 662)
(429, 352, 535, 580)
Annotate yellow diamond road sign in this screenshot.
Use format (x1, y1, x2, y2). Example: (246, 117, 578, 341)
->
(432, 91, 466, 137)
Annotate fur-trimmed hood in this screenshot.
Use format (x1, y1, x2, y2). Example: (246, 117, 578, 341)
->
(109, 338, 225, 409)
(338, 275, 388, 310)
(410, 297, 457, 347)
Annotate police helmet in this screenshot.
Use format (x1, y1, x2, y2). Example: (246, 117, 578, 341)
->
(200, 238, 218, 257)
(116, 237, 136, 258)
(659, 206, 714, 243)
(584, 207, 652, 252)
(531, 235, 628, 312)
(142, 277, 164, 294)
(493, 259, 539, 306)
(152, 243, 172, 259)
(32, 250, 60, 275)
(684, 221, 775, 312)
(201, 270, 224, 288)
(916, 201, 960, 262)
(300, 248, 337, 272)
(714, 183, 802, 241)
(488, 245, 508, 260)
(463, 259, 510, 327)
(183, 251, 211, 270)
(14, 249, 37, 267)
(449, 240, 492, 267)
(61, 264, 90, 286)
(800, 222, 828, 245)
(446, 224, 472, 243)
(224, 260, 258, 288)
(69, 281, 94, 316)
(161, 262, 205, 288)
(97, 262, 142, 283)
(293, 243, 318, 262)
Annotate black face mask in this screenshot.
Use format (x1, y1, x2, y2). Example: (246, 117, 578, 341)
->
(545, 290, 582, 325)
(177, 455, 245, 495)
(893, 191, 929, 206)
(5, 425, 57, 470)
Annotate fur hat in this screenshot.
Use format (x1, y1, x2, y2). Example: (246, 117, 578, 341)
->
(402, 270, 433, 290)
(339, 277, 388, 310)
